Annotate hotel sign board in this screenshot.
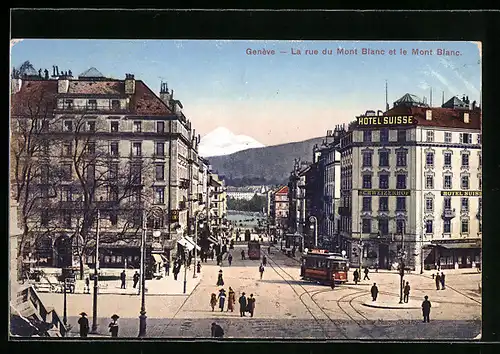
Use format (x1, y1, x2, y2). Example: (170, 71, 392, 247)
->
(357, 115, 416, 128)
(358, 189, 411, 196)
(440, 191, 482, 197)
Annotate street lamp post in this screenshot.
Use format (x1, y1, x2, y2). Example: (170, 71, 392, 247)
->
(309, 215, 318, 248)
(90, 209, 100, 333)
(183, 249, 188, 294)
(63, 278, 67, 327)
(138, 206, 163, 338)
(399, 221, 405, 304)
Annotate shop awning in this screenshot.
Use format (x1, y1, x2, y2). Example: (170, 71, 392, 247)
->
(177, 237, 193, 251)
(208, 236, 219, 245)
(437, 242, 481, 250)
(184, 236, 201, 251)
(152, 254, 163, 263)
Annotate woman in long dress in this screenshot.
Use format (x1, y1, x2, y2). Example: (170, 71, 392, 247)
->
(227, 287, 235, 312)
(216, 269, 224, 286)
(210, 293, 217, 312)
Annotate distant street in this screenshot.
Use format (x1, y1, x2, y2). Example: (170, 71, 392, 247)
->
(39, 234, 481, 339)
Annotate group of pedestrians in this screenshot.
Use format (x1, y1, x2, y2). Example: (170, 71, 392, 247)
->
(352, 267, 370, 285)
(210, 288, 257, 317)
(78, 312, 120, 338)
(433, 271, 446, 290)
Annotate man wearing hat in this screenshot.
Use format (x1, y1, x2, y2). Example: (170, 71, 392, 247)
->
(78, 312, 89, 337)
(421, 295, 432, 323)
(109, 314, 120, 337)
(211, 322, 224, 338)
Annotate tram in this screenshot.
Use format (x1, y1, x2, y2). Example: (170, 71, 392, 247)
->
(248, 240, 261, 260)
(300, 249, 349, 285)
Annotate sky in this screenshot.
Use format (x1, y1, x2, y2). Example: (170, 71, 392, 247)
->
(10, 40, 481, 146)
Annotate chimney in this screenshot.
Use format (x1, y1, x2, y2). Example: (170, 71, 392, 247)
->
(426, 109, 432, 121)
(472, 100, 477, 110)
(159, 82, 171, 105)
(11, 77, 22, 93)
(58, 76, 70, 94)
(125, 73, 135, 95)
(463, 112, 470, 124)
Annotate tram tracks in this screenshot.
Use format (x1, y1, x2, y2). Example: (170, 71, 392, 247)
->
(265, 250, 374, 339)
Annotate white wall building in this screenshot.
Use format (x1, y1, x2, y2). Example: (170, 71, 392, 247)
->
(339, 94, 481, 270)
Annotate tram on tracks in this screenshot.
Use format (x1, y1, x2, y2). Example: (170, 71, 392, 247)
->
(248, 240, 261, 260)
(300, 249, 349, 285)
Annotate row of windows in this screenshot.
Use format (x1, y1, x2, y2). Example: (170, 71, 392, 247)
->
(362, 196, 407, 212)
(362, 174, 407, 189)
(425, 174, 481, 190)
(361, 150, 481, 169)
(361, 218, 480, 235)
(62, 119, 166, 134)
(362, 129, 480, 144)
(62, 99, 123, 111)
(425, 197, 481, 213)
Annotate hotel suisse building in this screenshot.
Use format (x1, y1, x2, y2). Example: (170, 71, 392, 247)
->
(338, 93, 482, 271)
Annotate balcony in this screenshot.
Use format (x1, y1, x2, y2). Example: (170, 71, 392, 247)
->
(441, 208, 456, 219)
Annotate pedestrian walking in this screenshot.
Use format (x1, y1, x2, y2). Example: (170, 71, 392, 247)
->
(217, 269, 225, 286)
(211, 322, 224, 338)
(78, 312, 89, 338)
(239, 292, 247, 317)
(173, 264, 180, 280)
(85, 277, 90, 294)
(421, 295, 432, 322)
(133, 271, 139, 288)
(370, 283, 379, 301)
(210, 293, 217, 312)
(108, 314, 119, 338)
(247, 294, 256, 317)
(353, 269, 359, 285)
(197, 261, 202, 274)
(228, 253, 233, 266)
(165, 260, 170, 276)
(330, 278, 336, 290)
(259, 263, 265, 279)
(241, 250, 246, 260)
(404, 281, 411, 303)
(120, 270, 126, 289)
(218, 288, 226, 312)
(440, 272, 446, 290)
(363, 267, 370, 280)
(262, 255, 267, 266)
(435, 272, 441, 290)
(227, 287, 235, 312)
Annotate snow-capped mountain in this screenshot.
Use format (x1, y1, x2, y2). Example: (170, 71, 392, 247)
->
(198, 127, 265, 157)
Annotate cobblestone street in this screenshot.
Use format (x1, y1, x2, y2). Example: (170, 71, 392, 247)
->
(39, 242, 481, 339)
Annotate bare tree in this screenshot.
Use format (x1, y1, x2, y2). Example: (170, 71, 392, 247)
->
(64, 113, 154, 279)
(11, 81, 63, 280)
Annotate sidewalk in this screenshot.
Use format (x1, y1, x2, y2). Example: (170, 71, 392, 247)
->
(35, 265, 202, 296)
(362, 295, 441, 310)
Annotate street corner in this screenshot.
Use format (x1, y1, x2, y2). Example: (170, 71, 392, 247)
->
(362, 296, 440, 310)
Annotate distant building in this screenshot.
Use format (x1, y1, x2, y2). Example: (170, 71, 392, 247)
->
(273, 185, 289, 231)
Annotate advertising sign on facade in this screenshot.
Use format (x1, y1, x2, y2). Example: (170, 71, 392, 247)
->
(358, 189, 411, 196)
(356, 115, 416, 127)
(440, 191, 482, 197)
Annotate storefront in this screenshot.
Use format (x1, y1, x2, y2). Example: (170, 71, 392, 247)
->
(425, 241, 481, 270)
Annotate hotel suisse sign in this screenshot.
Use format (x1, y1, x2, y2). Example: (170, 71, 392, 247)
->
(358, 189, 411, 196)
(357, 115, 416, 128)
(440, 191, 482, 197)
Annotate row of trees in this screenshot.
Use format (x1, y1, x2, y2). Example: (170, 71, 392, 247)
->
(227, 194, 267, 212)
(11, 62, 153, 280)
